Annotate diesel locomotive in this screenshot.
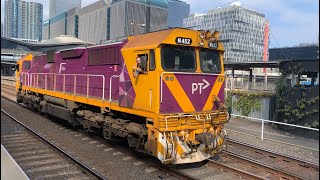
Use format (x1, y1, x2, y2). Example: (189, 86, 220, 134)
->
(15, 28, 229, 164)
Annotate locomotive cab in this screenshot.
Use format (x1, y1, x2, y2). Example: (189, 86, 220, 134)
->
(121, 29, 229, 164)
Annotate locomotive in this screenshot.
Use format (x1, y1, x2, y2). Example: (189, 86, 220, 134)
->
(15, 28, 229, 164)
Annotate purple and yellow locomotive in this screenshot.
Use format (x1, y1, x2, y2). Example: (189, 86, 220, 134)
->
(16, 28, 229, 164)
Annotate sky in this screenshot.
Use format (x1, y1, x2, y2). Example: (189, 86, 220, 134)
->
(1, 0, 319, 48)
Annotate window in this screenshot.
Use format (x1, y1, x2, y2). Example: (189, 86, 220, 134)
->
(161, 45, 196, 72)
(24, 61, 30, 70)
(138, 54, 148, 71)
(200, 49, 221, 74)
(149, 50, 155, 71)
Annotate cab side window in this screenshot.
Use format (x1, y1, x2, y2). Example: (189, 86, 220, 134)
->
(149, 50, 155, 71)
(24, 61, 31, 70)
(138, 54, 148, 72)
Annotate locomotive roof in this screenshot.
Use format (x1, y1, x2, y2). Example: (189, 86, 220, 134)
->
(122, 28, 225, 51)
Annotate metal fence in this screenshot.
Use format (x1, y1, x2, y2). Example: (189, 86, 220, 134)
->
(230, 114, 319, 151)
(225, 76, 277, 92)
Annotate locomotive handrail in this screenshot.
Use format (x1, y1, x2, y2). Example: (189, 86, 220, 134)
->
(163, 112, 227, 130)
(21, 72, 30, 87)
(160, 72, 225, 103)
(109, 75, 119, 102)
(29, 73, 106, 101)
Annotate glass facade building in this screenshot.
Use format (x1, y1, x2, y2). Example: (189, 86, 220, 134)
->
(4, 0, 43, 41)
(183, 5, 269, 62)
(167, 0, 190, 28)
(49, 0, 81, 18)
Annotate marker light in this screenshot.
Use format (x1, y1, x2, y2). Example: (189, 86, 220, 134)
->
(199, 40, 204, 46)
(200, 31, 205, 39)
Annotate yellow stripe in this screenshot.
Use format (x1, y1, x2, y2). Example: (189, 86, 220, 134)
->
(202, 76, 224, 111)
(163, 75, 195, 112)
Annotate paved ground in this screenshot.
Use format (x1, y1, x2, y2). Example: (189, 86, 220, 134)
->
(225, 117, 319, 151)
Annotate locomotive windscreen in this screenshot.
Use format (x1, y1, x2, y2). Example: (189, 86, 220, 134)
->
(161, 45, 196, 72)
(200, 49, 221, 74)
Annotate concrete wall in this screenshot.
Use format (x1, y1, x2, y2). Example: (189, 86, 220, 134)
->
(42, 25, 50, 41)
(110, 0, 168, 40)
(78, 1, 108, 44)
(231, 95, 271, 120)
(50, 20, 66, 39)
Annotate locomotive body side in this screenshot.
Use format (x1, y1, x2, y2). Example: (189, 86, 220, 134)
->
(16, 28, 229, 164)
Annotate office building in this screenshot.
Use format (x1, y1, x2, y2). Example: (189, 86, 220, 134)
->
(183, 3, 269, 62)
(269, 44, 319, 61)
(4, 0, 43, 41)
(49, 0, 81, 18)
(78, 0, 168, 44)
(168, 0, 190, 28)
(43, 8, 79, 40)
(1, 22, 3, 36)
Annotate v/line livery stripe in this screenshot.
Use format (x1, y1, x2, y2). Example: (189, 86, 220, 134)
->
(202, 76, 224, 111)
(163, 74, 196, 112)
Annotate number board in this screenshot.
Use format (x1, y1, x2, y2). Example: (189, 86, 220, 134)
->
(175, 37, 192, 45)
(208, 41, 219, 49)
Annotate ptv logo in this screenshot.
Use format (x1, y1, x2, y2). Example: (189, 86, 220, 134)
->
(192, 79, 210, 94)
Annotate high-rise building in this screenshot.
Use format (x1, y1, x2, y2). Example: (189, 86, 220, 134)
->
(78, 0, 168, 44)
(18, 1, 43, 40)
(4, 0, 19, 38)
(4, 0, 43, 41)
(167, 0, 190, 28)
(1, 22, 3, 36)
(183, 3, 269, 62)
(49, 0, 81, 18)
(43, 8, 79, 40)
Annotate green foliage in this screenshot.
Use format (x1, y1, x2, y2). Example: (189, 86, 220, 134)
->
(225, 93, 233, 114)
(225, 90, 262, 116)
(233, 95, 261, 116)
(228, 90, 274, 97)
(274, 73, 319, 129)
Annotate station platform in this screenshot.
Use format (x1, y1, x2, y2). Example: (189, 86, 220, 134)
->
(226, 117, 319, 151)
(1, 144, 29, 180)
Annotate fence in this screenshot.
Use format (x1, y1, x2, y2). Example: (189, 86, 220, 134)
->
(225, 76, 277, 92)
(230, 114, 319, 148)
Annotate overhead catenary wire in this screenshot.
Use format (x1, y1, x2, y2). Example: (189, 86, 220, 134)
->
(270, 30, 289, 60)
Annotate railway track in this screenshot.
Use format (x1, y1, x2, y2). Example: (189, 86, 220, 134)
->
(1, 109, 105, 180)
(222, 138, 319, 179)
(1, 78, 319, 179)
(1, 88, 193, 180)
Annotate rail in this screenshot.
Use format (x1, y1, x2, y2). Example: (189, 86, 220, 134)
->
(1, 76, 15, 87)
(1, 109, 107, 180)
(226, 138, 319, 169)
